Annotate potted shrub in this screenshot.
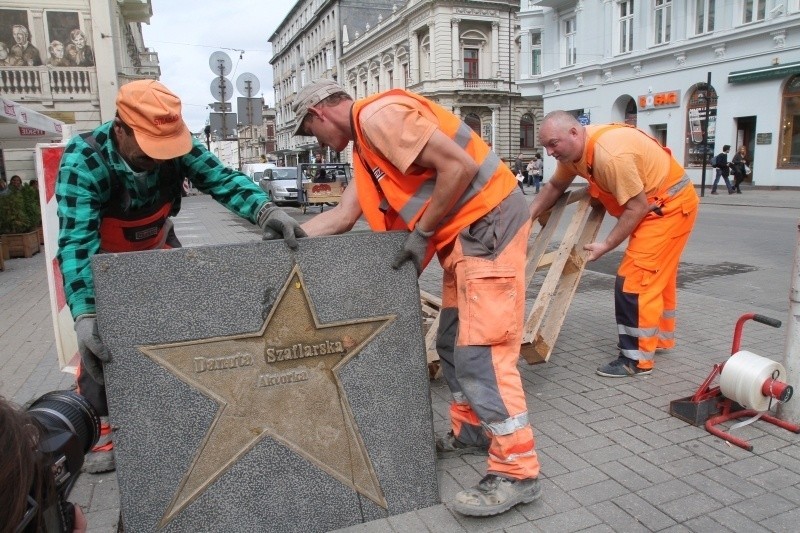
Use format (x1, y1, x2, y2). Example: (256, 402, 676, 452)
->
(0, 188, 40, 258)
(20, 183, 43, 244)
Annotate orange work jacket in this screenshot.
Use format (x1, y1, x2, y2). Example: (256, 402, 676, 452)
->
(351, 89, 516, 251)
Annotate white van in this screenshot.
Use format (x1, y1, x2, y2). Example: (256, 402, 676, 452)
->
(241, 163, 276, 186)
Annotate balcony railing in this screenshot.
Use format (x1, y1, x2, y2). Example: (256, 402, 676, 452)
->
(0, 66, 97, 102)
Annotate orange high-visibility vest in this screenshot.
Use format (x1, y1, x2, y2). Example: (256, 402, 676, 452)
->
(351, 89, 517, 250)
(584, 124, 687, 217)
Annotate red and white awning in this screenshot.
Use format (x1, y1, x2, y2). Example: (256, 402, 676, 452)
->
(0, 97, 64, 149)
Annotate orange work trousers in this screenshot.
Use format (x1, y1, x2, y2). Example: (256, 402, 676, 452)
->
(616, 184, 699, 368)
(436, 191, 540, 480)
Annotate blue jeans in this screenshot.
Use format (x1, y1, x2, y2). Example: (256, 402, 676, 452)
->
(711, 169, 732, 193)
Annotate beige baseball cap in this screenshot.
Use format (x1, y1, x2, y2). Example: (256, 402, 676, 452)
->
(292, 79, 347, 136)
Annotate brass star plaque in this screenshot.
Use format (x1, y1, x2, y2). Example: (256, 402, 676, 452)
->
(139, 265, 395, 527)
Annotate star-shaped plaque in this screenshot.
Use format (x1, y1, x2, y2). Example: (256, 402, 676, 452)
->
(139, 265, 395, 527)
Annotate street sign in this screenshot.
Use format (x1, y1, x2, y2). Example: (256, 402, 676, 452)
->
(209, 51, 232, 77)
(237, 97, 261, 127)
(236, 73, 260, 97)
(210, 102, 232, 113)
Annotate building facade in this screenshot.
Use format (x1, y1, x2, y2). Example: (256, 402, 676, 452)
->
(518, 0, 800, 187)
(0, 0, 158, 179)
(269, 0, 541, 167)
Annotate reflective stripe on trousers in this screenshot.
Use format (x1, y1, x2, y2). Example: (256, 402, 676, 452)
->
(615, 184, 698, 367)
(436, 192, 539, 479)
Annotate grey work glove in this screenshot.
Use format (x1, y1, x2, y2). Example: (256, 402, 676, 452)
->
(74, 315, 110, 385)
(258, 202, 307, 250)
(392, 226, 434, 276)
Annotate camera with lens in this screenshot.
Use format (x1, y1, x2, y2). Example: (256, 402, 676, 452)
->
(16, 390, 100, 533)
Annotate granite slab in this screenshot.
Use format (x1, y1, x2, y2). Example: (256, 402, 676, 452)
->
(92, 232, 439, 532)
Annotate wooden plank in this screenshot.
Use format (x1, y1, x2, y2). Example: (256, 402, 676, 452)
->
(520, 191, 605, 363)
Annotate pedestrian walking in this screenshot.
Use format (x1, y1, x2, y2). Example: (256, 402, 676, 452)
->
(731, 145, 750, 194)
(710, 145, 733, 194)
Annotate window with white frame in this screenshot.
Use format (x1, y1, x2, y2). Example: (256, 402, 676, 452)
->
(654, 0, 672, 45)
(326, 47, 334, 70)
(531, 31, 542, 75)
(693, 0, 715, 35)
(617, 0, 634, 54)
(743, 0, 766, 23)
(564, 17, 577, 66)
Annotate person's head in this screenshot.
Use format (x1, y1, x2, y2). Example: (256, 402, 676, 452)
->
(0, 41, 8, 59)
(12, 25, 29, 46)
(113, 80, 192, 171)
(739, 145, 747, 154)
(9, 175, 23, 189)
(29, 179, 38, 190)
(69, 29, 86, 49)
(292, 79, 354, 152)
(0, 397, 54, 532)
(49, 40, 64, 59)
(0, 177, 7, 190)
(723, 144, 730, 153)
(539, 111, 585, 163)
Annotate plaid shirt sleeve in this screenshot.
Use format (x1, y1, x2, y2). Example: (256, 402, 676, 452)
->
(181, 138, 270, 223)
(56, 132, 113, 319)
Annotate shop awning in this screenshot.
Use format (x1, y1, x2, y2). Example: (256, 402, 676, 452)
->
(0, 97, 64, 149)
(728, 61, 800, 84)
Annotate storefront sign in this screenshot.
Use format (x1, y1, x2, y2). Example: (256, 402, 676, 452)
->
(638, 90, 681, 110)
(756, 133, 772, 145)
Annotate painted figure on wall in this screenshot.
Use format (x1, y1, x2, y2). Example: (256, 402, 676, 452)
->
(0, 40, 22, 66)
(48, 40, 69, 67)
(10, 24, 42, 66)
(66, 29, 94, 67)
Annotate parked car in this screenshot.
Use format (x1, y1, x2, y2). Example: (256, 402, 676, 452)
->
(241, 163, 276, 186)
(259, 167, 303, 205)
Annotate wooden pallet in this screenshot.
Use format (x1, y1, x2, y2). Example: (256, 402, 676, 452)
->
(420, 187, 605, 371)
(520, 187, 605, 364)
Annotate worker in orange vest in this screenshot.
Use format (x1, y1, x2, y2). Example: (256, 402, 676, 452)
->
(529, 111, 699, 377)
(288, 79, 541, 517)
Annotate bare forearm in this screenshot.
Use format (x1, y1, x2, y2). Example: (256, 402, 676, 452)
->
(583, 192, 649, 261)
(529, 179, 568, 222)
(301, 205, 356, 236)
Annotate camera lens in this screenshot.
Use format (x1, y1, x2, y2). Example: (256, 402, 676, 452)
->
(28, 390, 100, 454)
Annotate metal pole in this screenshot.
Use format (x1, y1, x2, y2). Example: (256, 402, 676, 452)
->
(218, 62, 228, 140)
(778, 218, 800, 424)
(699, 72, 711, 197)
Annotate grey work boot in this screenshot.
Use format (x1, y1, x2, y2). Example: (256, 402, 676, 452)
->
(435, 431, 489, 459)
(451, 474, 542, 517)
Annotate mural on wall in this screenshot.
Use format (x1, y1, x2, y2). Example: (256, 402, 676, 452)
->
(46, 11, 93, 67)
(0, 9, 42, 66)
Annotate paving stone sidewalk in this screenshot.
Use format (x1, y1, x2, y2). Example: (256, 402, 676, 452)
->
(2, 186, 799, 532)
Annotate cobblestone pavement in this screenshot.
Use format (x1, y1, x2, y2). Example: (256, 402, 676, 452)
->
(2, 185, 800, 532)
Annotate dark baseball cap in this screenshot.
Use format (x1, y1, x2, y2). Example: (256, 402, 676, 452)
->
(292, 79, 347, 136)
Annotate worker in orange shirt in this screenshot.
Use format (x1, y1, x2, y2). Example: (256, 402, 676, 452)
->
(529, 111, 699, 377)
(288, 79, 541, 517)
